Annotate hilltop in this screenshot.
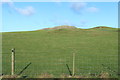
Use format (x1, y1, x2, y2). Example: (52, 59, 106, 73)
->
(36, 25, 117, 31)
(40, 25, 77, 31)
(33, 25, 118, 33)
(92, 26, 113, 29)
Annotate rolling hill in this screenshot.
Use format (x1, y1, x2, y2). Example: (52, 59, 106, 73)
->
(2, 26, 118, 78)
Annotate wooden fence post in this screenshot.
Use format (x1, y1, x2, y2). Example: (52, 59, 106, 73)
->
(11, 48, 15, 75)
(72, 53, 75, 76)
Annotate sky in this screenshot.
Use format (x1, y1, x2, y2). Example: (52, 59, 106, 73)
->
(1, 2, 118, 32)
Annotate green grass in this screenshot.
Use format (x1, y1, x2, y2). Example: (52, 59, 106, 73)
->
(2, 28, 118, 78)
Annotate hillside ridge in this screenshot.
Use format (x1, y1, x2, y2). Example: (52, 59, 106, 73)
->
(36, 25, 116, 31)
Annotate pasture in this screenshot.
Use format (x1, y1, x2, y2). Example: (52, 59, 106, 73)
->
(2, 27, 118, 78)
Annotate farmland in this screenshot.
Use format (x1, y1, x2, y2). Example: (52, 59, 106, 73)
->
(2, 26, 118, 78)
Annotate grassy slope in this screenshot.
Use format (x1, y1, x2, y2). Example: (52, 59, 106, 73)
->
(2, 28, 118, 78)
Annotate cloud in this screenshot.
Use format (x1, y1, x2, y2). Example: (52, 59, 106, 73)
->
(14, 6, 35, 16)
(2, 0, 35, 16)
(71, 2, 99, 14)
(1, 0, 13, 6)
(1, 0, 14, 6)
(71, 2, 87, 14)
(1, 0, 12, 2)
(80, 20, 88, 27)
(51, 17, 74, 26)
(87, 7, 99, 12)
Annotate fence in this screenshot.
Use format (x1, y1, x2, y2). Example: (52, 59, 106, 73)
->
(2, 48, 118, 78)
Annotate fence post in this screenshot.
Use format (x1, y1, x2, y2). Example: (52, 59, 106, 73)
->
(72, 53, 75, 76)
(11, 48, 15, 75)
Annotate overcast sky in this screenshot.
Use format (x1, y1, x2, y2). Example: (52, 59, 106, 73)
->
(2, 2, 118, 32)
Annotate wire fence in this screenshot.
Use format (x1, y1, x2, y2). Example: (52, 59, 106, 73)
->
(2, 50, 118, 78)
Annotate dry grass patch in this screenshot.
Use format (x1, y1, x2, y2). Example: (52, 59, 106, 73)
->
(2, 75, 21, 78)
(37, 73, 54, 78)
(98, 72, 110, 78)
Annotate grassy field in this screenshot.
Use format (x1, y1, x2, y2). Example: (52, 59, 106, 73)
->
(2, 27, 118, 78)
